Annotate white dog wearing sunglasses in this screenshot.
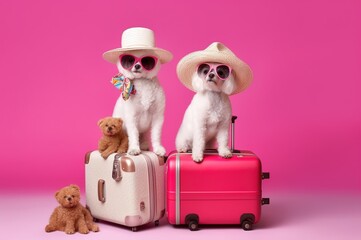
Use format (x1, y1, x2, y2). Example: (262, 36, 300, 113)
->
(112, 50, 167, 156)
(175, 42, 253, 163)
(176, 62, 237, 162)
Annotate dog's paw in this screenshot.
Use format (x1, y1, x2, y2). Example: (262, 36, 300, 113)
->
(192, 152, 204, 163)
(128, 148, 141, 155)
(154, 146, 166, 157)
(177, 147, 188, 153)
(218, 147, 232, 158)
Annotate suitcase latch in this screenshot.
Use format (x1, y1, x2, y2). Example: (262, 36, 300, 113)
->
(262, 198, 270, 205)
(112, 156, 122, 182)
(262, 172, 270, 180)
(140, 202, 145, 211)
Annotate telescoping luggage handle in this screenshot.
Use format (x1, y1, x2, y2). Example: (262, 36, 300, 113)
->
(185, 115, 239, 154)
(231, 116, 237, 152)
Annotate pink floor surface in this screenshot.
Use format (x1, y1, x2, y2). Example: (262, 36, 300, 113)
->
(1, 190, 360, 240)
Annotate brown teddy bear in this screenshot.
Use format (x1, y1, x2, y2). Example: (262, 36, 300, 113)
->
(45, 184, 99, 234)
(98, 116, 128, 159)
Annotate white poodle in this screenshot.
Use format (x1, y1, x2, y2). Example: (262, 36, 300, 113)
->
(112, 50, 166, 156)
(176, 62, 237, 162)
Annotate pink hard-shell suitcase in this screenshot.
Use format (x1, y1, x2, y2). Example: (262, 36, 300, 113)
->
(166, 116, 270, 231)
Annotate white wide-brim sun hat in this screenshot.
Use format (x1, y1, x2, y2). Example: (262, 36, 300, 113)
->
(103, 27, 173, 64)
(177, 42, 253, 95)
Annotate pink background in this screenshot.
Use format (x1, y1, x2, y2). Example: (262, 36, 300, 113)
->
(1, 1, 361, 239)
(1, 0, 360, 193)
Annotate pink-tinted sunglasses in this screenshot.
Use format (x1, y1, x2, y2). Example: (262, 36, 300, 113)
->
(197, 63, 232, 80)
(119, 54, 158, 71)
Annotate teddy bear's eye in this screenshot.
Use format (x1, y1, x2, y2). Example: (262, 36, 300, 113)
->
(64, 196, 67, 199)
(105, 124, 109, 127)
(71, 195, 75, 198)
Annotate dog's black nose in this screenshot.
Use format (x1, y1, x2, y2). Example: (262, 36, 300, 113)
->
(134, 63, 141, 70)
(208, 73, 215, 78)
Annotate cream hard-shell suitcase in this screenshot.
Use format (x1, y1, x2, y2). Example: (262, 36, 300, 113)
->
(85, 151, 165, 231)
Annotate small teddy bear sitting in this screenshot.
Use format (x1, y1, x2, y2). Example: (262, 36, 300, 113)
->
(98, 116, 129, 159)
(45, 184, 99, 234)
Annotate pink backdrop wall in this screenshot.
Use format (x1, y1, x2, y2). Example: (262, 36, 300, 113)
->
(0, 0, 360, 192)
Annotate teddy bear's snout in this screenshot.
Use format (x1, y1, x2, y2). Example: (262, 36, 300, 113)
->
(107, 126, 113, 132)
(67, 197, 73, 201)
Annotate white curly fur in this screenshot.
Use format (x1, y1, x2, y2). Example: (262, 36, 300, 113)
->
(176, 63, 236, 162)
(112, 50, 166, 156)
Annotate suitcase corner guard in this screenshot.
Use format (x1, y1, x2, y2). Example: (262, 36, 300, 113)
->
(85, 151, 92, 164)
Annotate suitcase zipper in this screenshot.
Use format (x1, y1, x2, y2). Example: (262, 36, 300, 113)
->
(142, 153, 157, 223)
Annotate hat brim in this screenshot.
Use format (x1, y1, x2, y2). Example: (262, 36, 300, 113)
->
(176, 51, 253, 95)
(103, 47, 173, 64)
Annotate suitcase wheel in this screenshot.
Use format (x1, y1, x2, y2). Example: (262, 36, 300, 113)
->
(240, 214, 255, 231)
(131, 227, 137, 232)
(155, 220, 160, 226)
(185, 214, 199, 231)
(241, 220, 253, 231)
(188, 220, 199, 231)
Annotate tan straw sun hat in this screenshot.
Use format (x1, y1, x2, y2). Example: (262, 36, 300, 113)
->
(177, 42, 253, 95)
(103, 27, 173, 64)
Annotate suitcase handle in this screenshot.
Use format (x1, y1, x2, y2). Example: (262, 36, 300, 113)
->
(98, 179, 106, 203)
(231, 116, 237, 152)
(184, 115, 239, 154)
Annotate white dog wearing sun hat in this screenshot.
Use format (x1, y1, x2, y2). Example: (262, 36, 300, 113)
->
(175, 42, 253, 162)
(103, 27, 173, 156)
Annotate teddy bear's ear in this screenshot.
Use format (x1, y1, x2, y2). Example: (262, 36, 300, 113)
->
(55, 190, 60, 200)
(116, 118, 123, 125)
(69, 184, 80, 191)
(97, 118, 104, 127)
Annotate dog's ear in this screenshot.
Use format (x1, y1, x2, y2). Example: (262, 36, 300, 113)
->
(221, 74, 236, 95)
(191, 73, 205, 93)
